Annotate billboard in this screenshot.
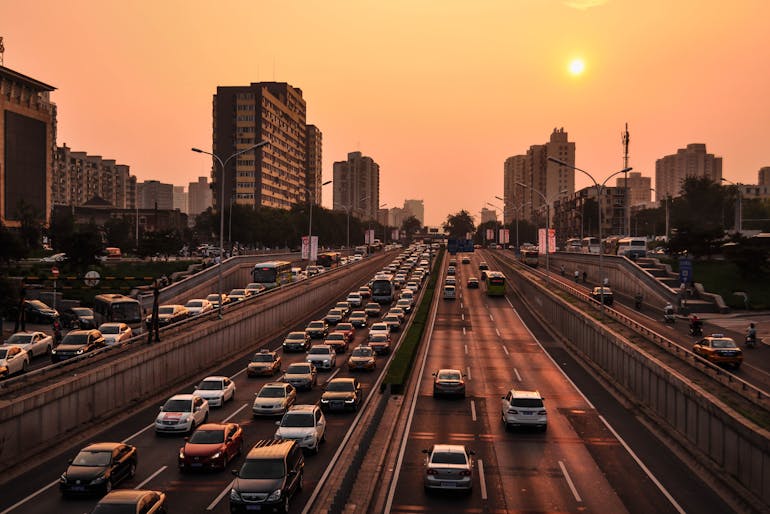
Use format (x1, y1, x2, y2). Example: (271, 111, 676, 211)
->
(498, 228, 510, 244)
(537, 228, 556, 254)
(301, 235, 319, 260)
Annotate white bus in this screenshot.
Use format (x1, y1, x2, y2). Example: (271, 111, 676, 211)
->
(581, 237, 601, 254)
(370, 275, 395, 304)
(616, 237, 647, 259)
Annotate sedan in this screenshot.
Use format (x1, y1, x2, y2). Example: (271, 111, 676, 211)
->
(228, 288, 252, 302)
(252, 382, 297, 417)
(693, 335, 743, 369)
(321, 377, 362, 412)
(51, 330, 106, 363)
(194, 376, 236, 407)
(324, 308, 346, 326)
(395, 298, 413, 313)
(90, 490, 166, 512)
(178, 423, 243, 471)
(274, 405, 326, 453)
(5, 331, 53, 358)
(0, 345, 30, 378)
(282, 331, 311, 352)
(305, 320, 329, 339)
(364, 302, 382, 317)
(346, 292, 363, 307)
(59, 442, 137, 496)
(348, 345, 376, 371)
(98, 323, 133, 345)
(335, 322, 356, 342)
(282, 362, 318, 391)
(145, 304, 189, 327)
(23, 299, 59, 324)
(247, 349, 282, 377)
(324, 331, 350, 354)
(422, 444, 474, 492)
(358, 286, 371, 299)
(432, 369, 466, 398)
(61, 307, 96, 329)
(306, 344, 337, 370)
(184, 299, 213, 316)
(206, 293, 231, 308)
(349, 311, 368, 328)
(466, 277, 480, 289)
(368, 331, 392, 355)
(382, 314, 402, 332)
(155, 394, 209, 435)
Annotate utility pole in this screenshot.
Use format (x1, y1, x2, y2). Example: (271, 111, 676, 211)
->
(622, 123, 630, 236)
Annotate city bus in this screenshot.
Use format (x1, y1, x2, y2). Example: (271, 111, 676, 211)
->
(565, 238, 582, 253)
(251, 261, 293, 289)
(484, 271, 507, 297)
(93, 294, 143, 334)
(581, 237, 601, 254)
(616, 237, 647, 259)
(370, 274, 395, 304)
(520, 248, 539, 267)
(316, 252, 341, 269)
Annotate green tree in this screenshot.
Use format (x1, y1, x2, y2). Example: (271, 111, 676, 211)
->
(0, 222, 26, 263)
(15, 200, 42, 251)
(49, 208, 76, 252)
(668, 177, 729, 257)
(401, 216, 422, 238)
(443, 210, 475, 239)
(59, 223, 104, 270)
(104, 217, 133, 250)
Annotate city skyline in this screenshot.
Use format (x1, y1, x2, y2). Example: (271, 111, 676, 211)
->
(3, 0, 769, 226)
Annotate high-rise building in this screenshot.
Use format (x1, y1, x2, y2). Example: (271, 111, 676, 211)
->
(332, 151, 380, 220)
(53, 144, 134, 208)
(137, 180, 173, 210)
(503, 155, 528, 225)
(0, 65, 56, 227)
(388, 207, 405, 228)
(655, 143, 722, 201)
(305, 124, 323, 205)
(481, 207, 497, 224)
(758, 167, 770, 187)
(212, 82, 319, 211)
(188, 176, 212, 216)
(173, 186, 188, 213)
(403, 199, 424, 226)
(615, 171, 652, 207)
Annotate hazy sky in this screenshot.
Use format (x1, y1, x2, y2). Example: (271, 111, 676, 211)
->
(3, 0, 769, 226)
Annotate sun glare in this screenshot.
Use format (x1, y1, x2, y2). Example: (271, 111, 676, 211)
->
(569, 58, 585, 76)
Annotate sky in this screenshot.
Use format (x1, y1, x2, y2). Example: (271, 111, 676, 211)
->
(3, 0, 769, 226)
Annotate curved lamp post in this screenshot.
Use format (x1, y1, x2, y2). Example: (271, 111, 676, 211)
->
(514, 183, 567, 285)
(495, 195, 532, 252)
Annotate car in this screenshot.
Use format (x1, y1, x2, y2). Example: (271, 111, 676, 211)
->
(369, 322, 390, 337)
(90, 490, 166, 513)
(400, 289, 415, 302)
(590, 287, 614, 306)
(422, 444, 474, 492)
(501, 389, 547, 431)
(467, 277, 479, 288)
(692, 334, 744, 369)
(60, 306, 96, 329)
(305, 264, 324, 276)
(449, 259, 457, 267)
(59, 442, 137, 496)
(443, 285, 456, 300)
(247, 349, 282, 377)
(382, 313, 402, 332)
(432, 369, 466, 398)
(253, 382, 297, 417)
(324, 308, 346, 326)
(335, 322, 356, 342)
(305, 320, 329, 339)
(306, 344, 337, 370)
(405, 281, 420, 292)
(51, 329, 106, 362)
(274, 404, 327, 453)
(461, 256, 471, 264)
(5, 331, 53, 358)
(184, 298, 213, 315)
(478, 261, 489, 271)
(282, 362, 318, 391)
(282, 331, 311, 352)
(346, 292, 363, 307)
(145, 304, 189, 327)
(368, 331, 392, 355)
(245, 282, 267, 295)
(98, 323, 133, 345)
(395, 298, 413, 313)
(447, 266, 456, 276)
(0, 345, 30, 378)
(445, 276, 457, 286)
(324, 331, 350, 354)
(40, 252, 67, 263)
(194, 376, 236, 407)
(23, 299, 59, 324)
(358, 286, 372, 299)
(321, 377, 362, 411)
(228, 288, 252, 302)
(155, 394, 209, 434)
(348, 345, 376, 371)
(364, 302, 382, 318)
(206, 293, 231, 308)
(230, 439, 304, 514)
(178, 423, 243, 471)
(388, 307, 406, 321)
(334, 301, 352, 317)
(349, 310, 368, 328)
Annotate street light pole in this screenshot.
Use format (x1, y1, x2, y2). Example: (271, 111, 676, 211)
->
(495, 195, 531, 252)
(721, 178, 742, 233)
(548, 157, 631, 314)
(302, 180, 332, 264)
(514, 184, 567, 285)
(192, 140, 269, 319)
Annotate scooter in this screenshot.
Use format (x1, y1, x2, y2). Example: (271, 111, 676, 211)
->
(663, 308, 676, 324)
(746, 335, 757, 348)
(689, 324, 703, 337)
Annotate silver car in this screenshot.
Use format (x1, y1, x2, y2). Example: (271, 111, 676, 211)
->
(422, 444, 474, 492)
(306, 345, 336, 370)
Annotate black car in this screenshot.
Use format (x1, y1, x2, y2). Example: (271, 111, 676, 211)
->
(51, 329, 106, 362)
(60, 442, 137, 496)
(23, 299, 59, 324)
(305, 320, 328, 339)
(320, 377, 362, 411)
(61, 307, 96, 329)
(230, 440, 304, 513)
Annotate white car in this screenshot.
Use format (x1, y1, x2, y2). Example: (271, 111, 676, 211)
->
(5, 331, 53, 358)
(306, 345, 337, 370)
(274, 404, 326, 453)
(228, 289, 252, 302)
(501, 389, 547, 431)
(194, 376, 236, 407)
(443, 285, 456, 300)
(155, 394, 209, 434)
(98, 323, 133, 345)
(369, 322, 390, 338)
(0, 345, 30, 378)
(184, 299, 213, 316)
(346, 292, 363, 308)
(40, 252, 67, 263)
(253, 382, 297, 417)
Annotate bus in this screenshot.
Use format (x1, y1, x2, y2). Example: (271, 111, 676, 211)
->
(484, 271, 506, 296)
(251, 261, 293, 289)
(581, 237, 601, 254)
(316, 252, 341, 269)
(616, 237, 647, 259)
(565, 238, 582, 253)
(370, 274, 395, 304)
(520, 248, 539, 267)
(93, 294, 143, 334)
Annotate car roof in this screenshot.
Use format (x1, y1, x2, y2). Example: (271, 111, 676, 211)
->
(437, 368, 462, 374)
(168, 394, 196, 401)
(329, 377, 356, 384)
(309, 344, 332, 350)
(201, 376, 228, 381)
(432, 444, 467, 453)
(245, 439, 295, 459)
(97, 490, 160, 503)
(509, 389, 542, 399)
(263, 382, 289, 388)
(287, 404, 318, 413)
(196, 423, 231, 431)
(82, 442, 124, 452)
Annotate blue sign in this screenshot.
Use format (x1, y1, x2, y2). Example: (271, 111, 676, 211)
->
(678, 256, 693, 285)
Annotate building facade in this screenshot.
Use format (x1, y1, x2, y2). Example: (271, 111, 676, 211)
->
(305, 124, 323, 205)
(53, 144, 135, 209)
(655, 143, 722, 201)
(173, 186, 188, 213)
(188, 176, 212, 216)
(0, 65, 56, 227)
(615, 171, 652, 207)
(403, 199, 424, 225)
(332, 151, 380, 220)
(137, 180, 173, 210)
(552, 186, 627, 244)
(758, 167, 770, 187)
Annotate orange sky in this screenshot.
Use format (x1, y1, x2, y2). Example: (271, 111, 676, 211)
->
(3, 0, 769, 226)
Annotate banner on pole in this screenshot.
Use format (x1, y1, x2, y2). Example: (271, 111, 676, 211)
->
(486, 228, 494, 241)
(498, 228, 510, 244)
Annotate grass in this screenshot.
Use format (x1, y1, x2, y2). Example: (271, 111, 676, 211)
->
(666, 259, 770, 310)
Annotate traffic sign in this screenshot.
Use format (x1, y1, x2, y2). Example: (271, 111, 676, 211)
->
(51, 266, 59, 279)
(84, 270, 101, 287)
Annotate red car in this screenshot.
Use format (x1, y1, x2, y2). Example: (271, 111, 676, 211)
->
(178, 423, 243, 471)
(335, 322, 356, 342)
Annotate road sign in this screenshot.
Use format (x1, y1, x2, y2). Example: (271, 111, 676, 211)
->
(51, 266, 59, 279)
(84, 270, 101, 287)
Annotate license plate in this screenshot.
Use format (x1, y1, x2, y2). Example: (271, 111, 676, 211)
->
(246, 506, 261, 511)
(523, 411, 533, 415)
(70, 486, 86, 491)
(333, 402, 343, 408)
(191, 463, 203, 467)
(440, 481, 456, 487)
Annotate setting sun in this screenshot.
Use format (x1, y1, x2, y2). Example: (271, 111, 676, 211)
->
(569, 58, 586, 76)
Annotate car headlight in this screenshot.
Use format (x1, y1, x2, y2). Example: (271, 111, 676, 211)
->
(75, 348, 84, 354)
(267, 488, 282, 502)
(211, 452, 222, 459)
(230, 489, 241, 501)
(320, 398, 329, 403)
(179, 449, 185, 459)
(50, 350, 57, 355)
(89, 474, 106, 484)
(323, 359, 329, 363)
(345, 398, 355, 403)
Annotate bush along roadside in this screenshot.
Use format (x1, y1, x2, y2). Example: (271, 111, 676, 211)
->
(383, 248, 443, 394)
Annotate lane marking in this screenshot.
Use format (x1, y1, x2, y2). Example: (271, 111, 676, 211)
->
(461, 313, 465, 321)
(470, 400, 477, 421)
(462, 326, 466, 336)
(558, 460, 582, 503)
(207, 479, 235, 511)
(230, 367, 247, 380)
(489, 314, 494, 321)
(495, 328, 501, 338)
(460, 302, 464, 309)
(464, 344, 468, 355)
(123, 423, 154, 443)
(223, 403, 249, 423)
(466, 366, 472, 381)
(514, 368, 521, 382)
(478, 459, 488, 500)
(502, 345, 509, 356)
(506, 297, 514, 309)
(135, 465, 167, 490)
(0, 480, 58, 514)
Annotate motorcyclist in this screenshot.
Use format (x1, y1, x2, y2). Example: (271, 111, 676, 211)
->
(747, 323, 757, 346)
(689, 314, 703, 335)
(664, 303, 675, 322)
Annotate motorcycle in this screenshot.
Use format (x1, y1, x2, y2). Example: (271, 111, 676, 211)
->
(689, 323, 703, 337)
(746, 335, 757, 348)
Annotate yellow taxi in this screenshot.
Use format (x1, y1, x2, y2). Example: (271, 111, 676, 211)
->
(692, 334, 743, 369)
(247, 349, 282, 377)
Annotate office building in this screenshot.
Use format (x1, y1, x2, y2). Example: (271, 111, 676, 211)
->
(403, 199, 424, 226)
(0, 65, 56, 227)
(758, 167, 770, 187)
(481, 207, 497, 224)
(332, 151, 380, 220)
(388, 207, 405, 228)
(552, 186, 627, 243)
(137, 180, 173, 210)
(305, 124, 323, 205)
(173, 186, 188, 213)
(53, 144, 134, 209)
(655, 143, 722, 201)
(615, 171, 652, 208)
(188, 176, 212, 216)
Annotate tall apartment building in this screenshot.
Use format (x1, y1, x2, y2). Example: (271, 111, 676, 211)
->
(332, 151, 380, 220)
(403, 199, 424, 226)
(655, 143, 722, 201)
(481, 207, 497, 224)
(615, 171, 651, 207)
(212, 82, 320, 211)
(758, 167, 770, 187)
(388, 207, 405, 228)
(0, 65, 56, 227)
(552, 186, 627, 242)
(53, 144, 135, 208)
(137, 180, 173, 210)
(188, 176, 212, 216)
(305, 124, 323, 205)
(503, 128, 575, 226)
(173, 186, 188, 213)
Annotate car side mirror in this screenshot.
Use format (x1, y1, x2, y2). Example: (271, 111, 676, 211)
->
(231, 469, 239, 477)
(275, 420, 281, 426)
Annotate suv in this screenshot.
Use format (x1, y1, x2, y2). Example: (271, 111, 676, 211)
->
(50, 329, 106, 362)
(306, 345, 336, 370)
(274, 404, 326, 454)
(230, 439, 304, 513)
(501, 389, 547, 431)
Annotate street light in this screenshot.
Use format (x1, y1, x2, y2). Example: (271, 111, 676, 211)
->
(720, 178, 742, 233)
(514, 183, 567, 284)
(341, 195, 368, 250)
(301, 180, 332, 263)
(648, 187, 670, 241)
(548, 156, 632, 313)
(192, 140, 270, 319)
(495, 195, 531, 253)
(380, 204, 388, 245)
(485, 202, 504, 245)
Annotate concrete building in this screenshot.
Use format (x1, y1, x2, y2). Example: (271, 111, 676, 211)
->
(758, 167, 770, 187)
(0, 65, 56, 228)
(388, 207, 406, 229)
(615, 171, 652, 207)
(332, 151, 380, 220)
(137, 180, 173, 210)
(552, 186, 627, 244)
(655, 143, 722, 201)
(188, 176, 212, 216)
(403, 199, 424, 226)
(173, 185, 188, 213)
(53, 144, 135, 209)
(481, 207, 497, 224)
(212, 82, 319, 211)
(305, 124, 323, 205)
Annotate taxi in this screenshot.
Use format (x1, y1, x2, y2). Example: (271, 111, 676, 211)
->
(247, 349, 282, 377)
(692, 334, 743, 369)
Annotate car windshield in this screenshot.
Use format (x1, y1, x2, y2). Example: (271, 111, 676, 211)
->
(308, 322, 324, 329)
(72, 450, 111, 467)
(159, 307, 175, 315)
(431, 451, 467, 465)
(366, 304, 379, 309)
(337, 324, 353, 331)
(72, 308, 92, 316)
(252, 354, 274, 362)
(198, 380, 223, 390)
(259, 387, 286, 398)
(189, 429, 224, 444)
(327, 334, 344, 341)
(286, 333, 305, 340)
(327, 310, 342, 316)
(100, 325, 121, 334)
(0, 349, 9, 359)
(281, 413, 314, 428)
(351, 312, 366, 318)
(438, 371, 461, 380)
(352, 348, 372, 357)
(384, 316, 398, 322)
(239, 459, 285, 479)
(286, 364, 310, 374)
(206, 295, 221, 302)
(186, 301, 204, 307)
(163, 399, 192, 412)
(7, 334, 32, 344)
(326, 381, 354, 392)
(712, 339, 737, 349)
(62, 334, 89, 345)
(371, 324, 387, 331)
(512, 398, 544, 408)
(308, 347, 330, 355)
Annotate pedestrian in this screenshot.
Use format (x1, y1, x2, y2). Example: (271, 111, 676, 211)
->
(602, 277, 609, 286)
(560, 265, 565, 276)
(582, 271, 587, 283)
(574, 269, 580, 282)
(52, 318, 62, 345)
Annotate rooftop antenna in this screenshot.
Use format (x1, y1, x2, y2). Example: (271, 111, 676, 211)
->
(0, 37, 5, 66)
(622, 122, 630, 235)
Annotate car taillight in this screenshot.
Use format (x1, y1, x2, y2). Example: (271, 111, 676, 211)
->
(426, 469, 438, 475)
(459, 470, 471, 476)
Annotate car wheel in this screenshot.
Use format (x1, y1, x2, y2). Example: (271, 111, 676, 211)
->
(104, 479, 112, 494)
(282, 495, 290, 514)
(128, 462, 136, 478)
(204, 411, 209, 423)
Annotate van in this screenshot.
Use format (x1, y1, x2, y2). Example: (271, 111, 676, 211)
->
(443, 285, 456, 300)
(230, 439, 304, 513)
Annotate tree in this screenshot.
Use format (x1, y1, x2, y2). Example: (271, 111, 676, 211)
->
(59, 223, 104, 270)
(15, 200, 42, 252)
(668, 177, 729, 258)
(401, 216, 422, 238)
(0, 222, 26, 263)
(104, 217, 133, 250)
(443, 210, 475, 239)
